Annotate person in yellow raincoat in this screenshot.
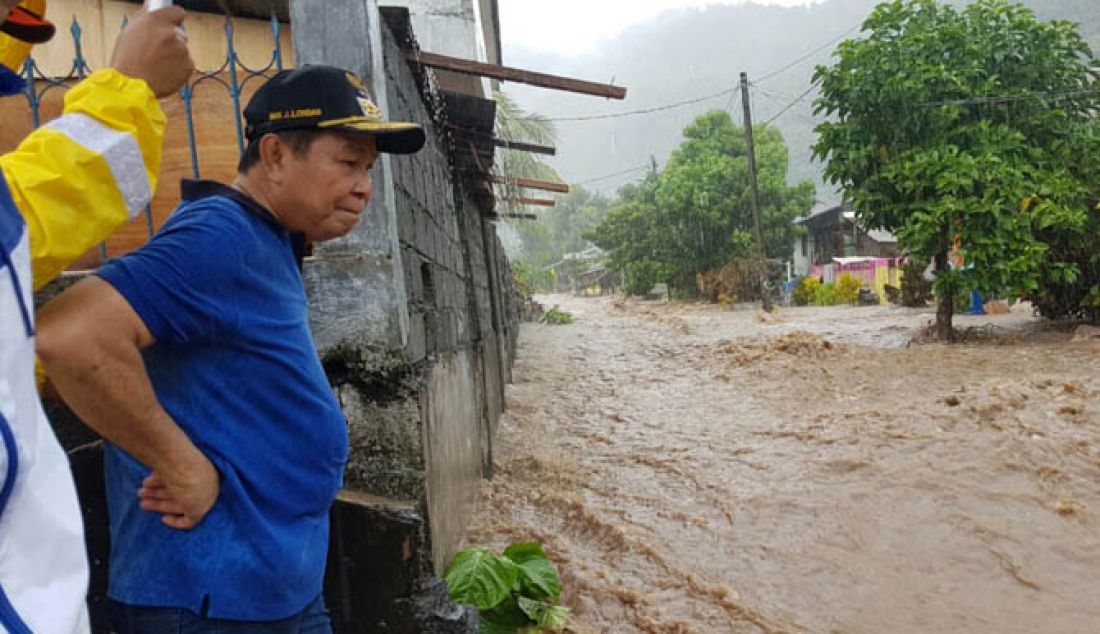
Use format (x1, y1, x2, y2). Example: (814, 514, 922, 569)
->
(0, 1, 193, 632)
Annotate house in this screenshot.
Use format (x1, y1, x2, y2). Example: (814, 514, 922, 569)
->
(547, 245, 605, 292)
(792, 202, 899, 276)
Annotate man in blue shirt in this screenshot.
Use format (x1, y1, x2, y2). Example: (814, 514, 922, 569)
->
(36, 65, 425, 633)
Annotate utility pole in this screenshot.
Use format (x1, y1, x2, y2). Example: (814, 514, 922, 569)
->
(740, 71, 772, 312)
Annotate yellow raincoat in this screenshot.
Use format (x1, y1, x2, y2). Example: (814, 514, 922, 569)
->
(0, 6, 166, 631)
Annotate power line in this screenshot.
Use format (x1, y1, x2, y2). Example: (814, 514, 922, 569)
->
(754, 22, 862, 84)
(752, 85, 797, 101)
(763, 80, 822, 125)
(539, 21, 862, 124)
(546, 88, 734, 122)
(575, 163, 651, 186)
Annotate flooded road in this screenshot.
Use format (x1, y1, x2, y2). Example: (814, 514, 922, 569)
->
(464, 296, 1100, 633)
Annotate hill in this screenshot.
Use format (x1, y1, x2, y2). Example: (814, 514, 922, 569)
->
(501, 0, 1100, 196)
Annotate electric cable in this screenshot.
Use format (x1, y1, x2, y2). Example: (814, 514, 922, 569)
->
(545, 88, 734, 122)
(763, 80, 822, 125)
(754, 22, 862, 83)
(575, 163, 652, 186)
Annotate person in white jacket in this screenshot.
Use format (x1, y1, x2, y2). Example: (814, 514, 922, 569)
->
(0, 2, 193, 632)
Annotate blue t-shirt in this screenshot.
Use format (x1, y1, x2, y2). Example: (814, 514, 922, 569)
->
(96, 180, 348, 620)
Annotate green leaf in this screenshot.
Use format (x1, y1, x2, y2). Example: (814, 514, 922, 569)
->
(503, 543, 563, 601)
(517, 596, 572, 630)
(478, 595, 532, 634)
(446, 547, 520, 611)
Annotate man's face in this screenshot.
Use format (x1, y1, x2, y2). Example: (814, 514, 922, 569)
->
(272, 132, 378, 242)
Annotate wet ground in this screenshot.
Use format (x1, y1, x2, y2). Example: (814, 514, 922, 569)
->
(464, 296, 1100, 633)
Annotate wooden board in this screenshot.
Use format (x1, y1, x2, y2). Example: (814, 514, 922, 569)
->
(30, 0, 293, 74)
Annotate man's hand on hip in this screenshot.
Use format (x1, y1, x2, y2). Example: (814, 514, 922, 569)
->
(138, 455, 220, 530)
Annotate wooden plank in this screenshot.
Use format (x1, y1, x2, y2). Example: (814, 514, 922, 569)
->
(446, 125, 557, 156)
(405, 50, 626, 100)
(493, 139, 556, 156)
(502, 198, 556, 208)
(486, 174, 570, 194)
(484, 213, 539, 221)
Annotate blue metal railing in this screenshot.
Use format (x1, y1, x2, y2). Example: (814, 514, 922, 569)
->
(19, 11, 288, 263)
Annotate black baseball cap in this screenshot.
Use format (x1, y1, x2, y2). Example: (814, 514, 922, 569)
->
(1, 2, 55, 44)
(244, 65, 426, 155)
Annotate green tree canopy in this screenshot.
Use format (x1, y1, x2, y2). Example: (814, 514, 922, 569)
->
(814, 0, 1100, 337)
(588, 110, 814, 295)
(513, 185, 612, 269)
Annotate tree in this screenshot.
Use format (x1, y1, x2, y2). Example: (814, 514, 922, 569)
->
(588, 110, 813, 296)
(492, 90, 562, 216)
(584, 174, 671, 295)
(814, 0, 1100, 339)
(512, 185, 612, 290)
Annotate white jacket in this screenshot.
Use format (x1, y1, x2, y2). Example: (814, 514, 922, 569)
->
(0, 68, 164, 634)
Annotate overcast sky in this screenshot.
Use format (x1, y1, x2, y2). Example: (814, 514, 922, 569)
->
(499, 0, 824, 55)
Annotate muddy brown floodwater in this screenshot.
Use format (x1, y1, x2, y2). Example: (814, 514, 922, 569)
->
(464, 296, 1100, 633)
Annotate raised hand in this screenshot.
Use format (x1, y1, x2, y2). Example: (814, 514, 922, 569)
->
(110, 5, 195, 98)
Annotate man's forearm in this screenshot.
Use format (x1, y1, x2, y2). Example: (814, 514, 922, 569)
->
(41, 332, 205, 478)
(36, 277, 204, 479)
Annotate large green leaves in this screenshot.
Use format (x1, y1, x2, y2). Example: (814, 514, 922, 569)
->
(504, 543, 562, 601)
(445, 547, 520, 611)
(517, 597, 571, 629)
(446, 543, 571, 634)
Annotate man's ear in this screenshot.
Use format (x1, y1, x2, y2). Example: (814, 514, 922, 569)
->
(258, 134, 288, 184)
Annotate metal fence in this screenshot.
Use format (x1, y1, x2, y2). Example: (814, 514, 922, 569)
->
(18, 12, 287, 263)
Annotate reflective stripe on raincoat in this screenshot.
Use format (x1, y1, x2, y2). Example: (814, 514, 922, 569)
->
(0, 67, 165, 634)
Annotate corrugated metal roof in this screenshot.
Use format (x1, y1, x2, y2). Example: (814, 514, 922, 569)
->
(794, 201, 841, 225)
(866, 229, 898, 243)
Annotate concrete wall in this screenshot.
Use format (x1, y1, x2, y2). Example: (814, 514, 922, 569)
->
(298, 4, 519, 630)
(381, 17, 514, 571)
(381, 0, 494, 96)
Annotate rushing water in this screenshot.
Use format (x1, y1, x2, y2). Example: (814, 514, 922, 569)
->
(465, 296, 1100, 633)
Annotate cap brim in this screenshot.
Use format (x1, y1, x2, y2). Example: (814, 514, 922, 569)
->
(1, 7, 54, 44)
(321, 119, 426, 155)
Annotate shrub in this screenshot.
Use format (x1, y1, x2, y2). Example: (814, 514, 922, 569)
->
(697, 258, 766, 303)
(446, 542, 570, 633)
(540, 306, 573, 325)
(900, 261, 932, 307)
(793, 276, 820, 306)
(624, 260, 665, 297)
(814, 282, 838, 306)
(835, 273, 862, 305)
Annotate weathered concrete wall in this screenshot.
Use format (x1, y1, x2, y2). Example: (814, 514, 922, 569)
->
(380, 0, 493, 96)
(382, 15, 506, 571)
(302, 3, 520, 629)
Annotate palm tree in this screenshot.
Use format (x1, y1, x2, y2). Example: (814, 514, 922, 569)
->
(492, 90, 562, 216)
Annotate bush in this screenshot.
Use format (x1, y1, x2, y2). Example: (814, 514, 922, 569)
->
(623, 260, 665, 297)
(900, 261, 932, 307)
(835, 273, 862, 305)
(540, 306, 573, 325)
(793, 276, 820, 306)
(814, 282, 838, 306)
(446, 542, 570, 633)
(696, 258, 766, 303)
